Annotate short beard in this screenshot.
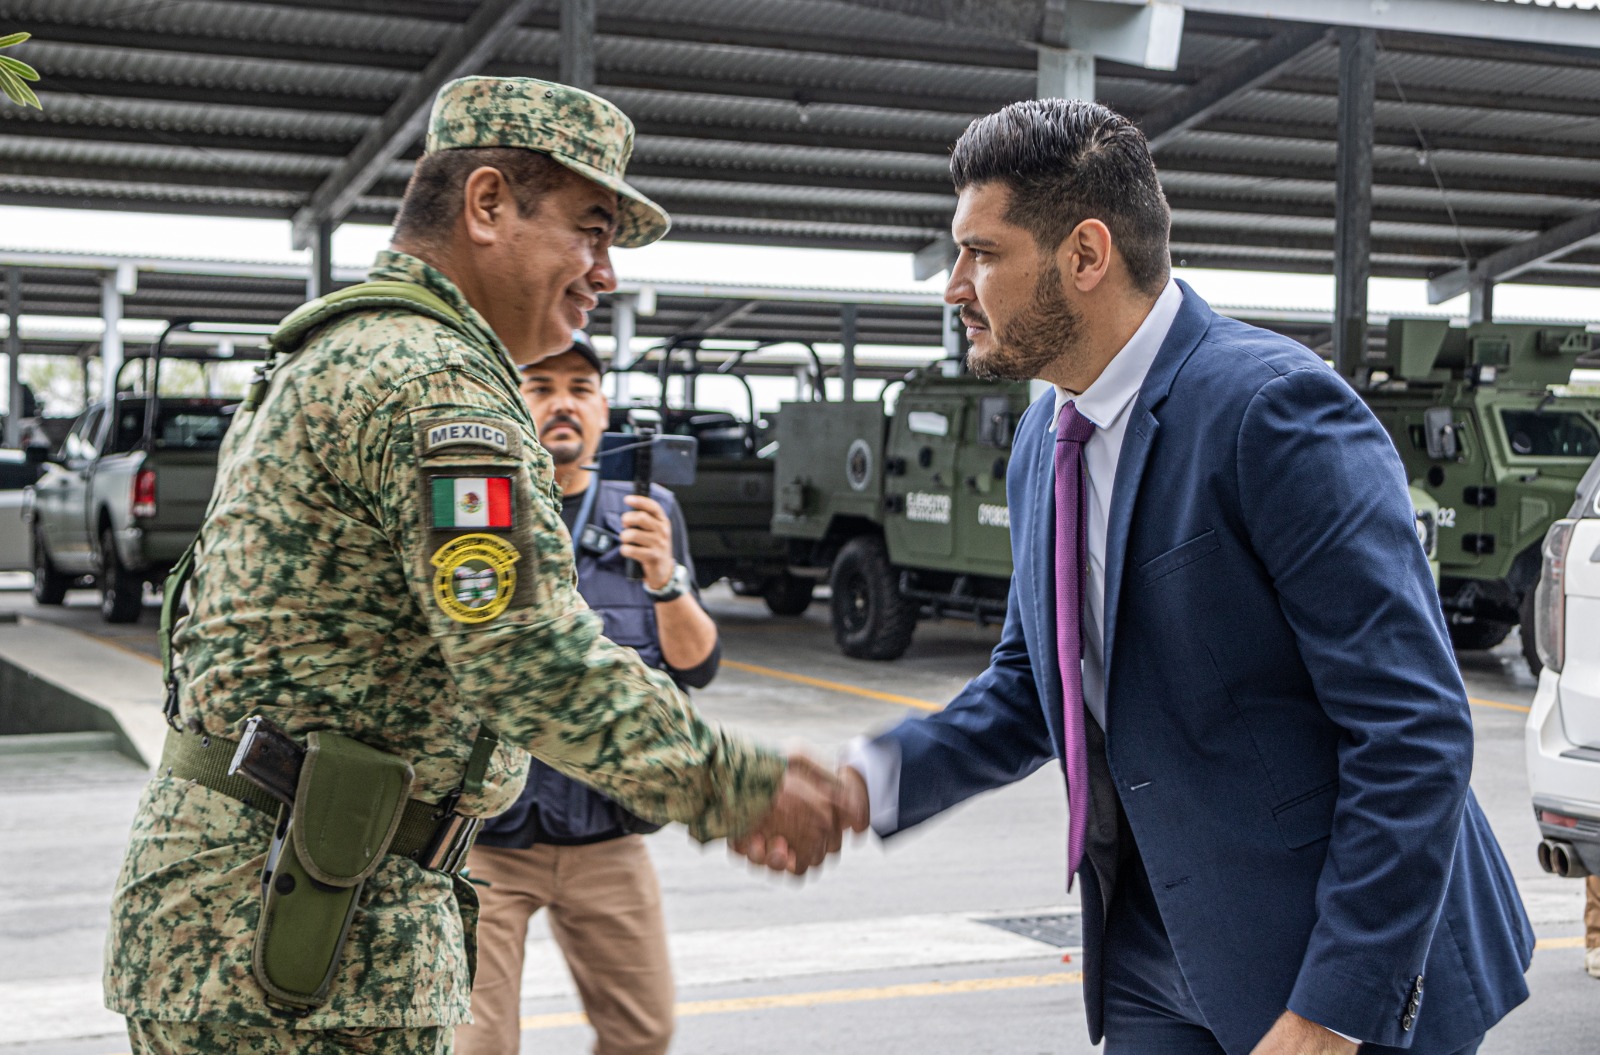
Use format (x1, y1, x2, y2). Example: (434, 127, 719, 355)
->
(966, 260, 1082, 383)
(545, 441, 583, 466)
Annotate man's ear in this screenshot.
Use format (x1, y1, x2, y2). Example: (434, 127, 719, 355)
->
(460, 166, 510, 247)
(1056, 218, 1114, 293)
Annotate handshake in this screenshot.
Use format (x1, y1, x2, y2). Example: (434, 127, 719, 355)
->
(731, 755, 872, 876)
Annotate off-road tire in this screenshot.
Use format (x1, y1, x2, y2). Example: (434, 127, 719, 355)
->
(1447, 616, 1512, 652)
(762, 574, 814, 617)
(1519, 588, 1542, 678)
(829, 536, 917, 660)
(98, 526, 142, 624)
(31, 528, 70, 606)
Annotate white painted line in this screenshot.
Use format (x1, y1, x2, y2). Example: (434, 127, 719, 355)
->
(518, 908, 1073, 1000)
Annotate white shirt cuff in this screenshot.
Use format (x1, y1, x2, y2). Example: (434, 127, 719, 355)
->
(842, 736, 901, 836)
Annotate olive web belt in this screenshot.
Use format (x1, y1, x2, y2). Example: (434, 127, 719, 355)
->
(158, 728, 480, 873)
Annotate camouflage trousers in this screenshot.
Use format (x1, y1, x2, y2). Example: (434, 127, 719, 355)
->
(127, 1018, 453, 1054)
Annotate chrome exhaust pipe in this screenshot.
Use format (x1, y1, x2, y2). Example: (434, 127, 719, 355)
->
(1538, 838, 1592, 879)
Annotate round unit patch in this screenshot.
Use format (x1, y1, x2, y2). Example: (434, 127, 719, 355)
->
(846, 438, 873, 492)
(430, 533, 520, 624)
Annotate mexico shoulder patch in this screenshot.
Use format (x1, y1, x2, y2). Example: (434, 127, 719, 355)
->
(431, 533, 521, 624)
(424, 420, 510, 455)
(432, 476, 513, 529)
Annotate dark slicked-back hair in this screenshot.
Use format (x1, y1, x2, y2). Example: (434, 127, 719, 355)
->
(393, 147, 567, 246)
(950, 99, 1171, 294)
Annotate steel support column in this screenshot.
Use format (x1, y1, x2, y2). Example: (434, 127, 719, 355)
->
(100, 272, 126, 406)
(840, 303, 858, 401)
(611, 293, 636, 404)
(309, 221, 334, 301)
(1037, 46, 1095, 100)
(1469, 281, 1494, 325)
(1332, 27, 1375, 380)
(5, 269, 21, 447)
(561, 0, 597, 91)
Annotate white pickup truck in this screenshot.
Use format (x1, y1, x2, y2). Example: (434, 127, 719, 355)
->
(26, 393, 231, 622)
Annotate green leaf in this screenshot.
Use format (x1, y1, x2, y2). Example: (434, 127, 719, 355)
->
(0, 55, 38, 81)
(0, 64, 40, 109)
(0, 32, 31, 50)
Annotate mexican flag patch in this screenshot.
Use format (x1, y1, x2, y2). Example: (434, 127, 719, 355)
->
(431, 476, 513, 529)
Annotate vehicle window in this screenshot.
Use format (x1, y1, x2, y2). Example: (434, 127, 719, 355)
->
(62, 409, 103, 462)
(157, 410, 229, 450)
(109, 404, 146, 454)
(1499, 409, 1600, 458)
(104, 403, 231, 453)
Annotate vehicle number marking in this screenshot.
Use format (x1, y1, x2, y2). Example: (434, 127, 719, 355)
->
(1437, 507, 1457, 528)
(905, 492, 951, 524)
(978, 503, 1010, 528)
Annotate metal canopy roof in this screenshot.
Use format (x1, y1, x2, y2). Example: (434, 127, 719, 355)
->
(2, 0, 1600, 290)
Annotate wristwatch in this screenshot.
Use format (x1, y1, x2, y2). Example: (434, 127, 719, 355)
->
(643, 561, 690, 602)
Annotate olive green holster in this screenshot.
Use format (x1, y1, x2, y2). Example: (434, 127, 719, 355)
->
(253, 731, 415, 1010)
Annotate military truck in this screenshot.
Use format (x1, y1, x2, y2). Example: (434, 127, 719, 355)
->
(771, 367, 1031, 660)
(610, 335, 818, 615)
(24, 323, 257, 623)
(1361, 318, 1600, 673)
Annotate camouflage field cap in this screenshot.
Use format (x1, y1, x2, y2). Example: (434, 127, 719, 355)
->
(426, 76, 670, 248)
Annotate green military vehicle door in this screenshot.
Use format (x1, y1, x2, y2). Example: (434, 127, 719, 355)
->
(773, 369, 1028, 659)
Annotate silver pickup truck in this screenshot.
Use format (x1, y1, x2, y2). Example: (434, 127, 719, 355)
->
(27, 394, 231, 622)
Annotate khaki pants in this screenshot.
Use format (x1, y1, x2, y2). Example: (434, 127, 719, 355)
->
(1587, 874, 1600, 949)
(455, 836, 673, 1055)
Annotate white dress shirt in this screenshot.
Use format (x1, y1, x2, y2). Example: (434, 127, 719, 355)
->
(846, 280, 1183, 831)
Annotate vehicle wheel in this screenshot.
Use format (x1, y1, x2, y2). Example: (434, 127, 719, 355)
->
(1519, 588, 1542, 678)
(762, 574, 814, 617)
(31, 528, 70, 606)
(829, 536, 917, 660)
(1447, 617, 1512, 652)
(98, 526, 143, 624)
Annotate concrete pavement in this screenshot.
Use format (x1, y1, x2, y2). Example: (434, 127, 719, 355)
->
(0, 582, 1592, 1054)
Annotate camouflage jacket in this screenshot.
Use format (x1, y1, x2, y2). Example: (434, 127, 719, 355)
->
(104, 250, 784, 1029)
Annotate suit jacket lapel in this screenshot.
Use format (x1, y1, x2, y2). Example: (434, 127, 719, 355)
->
(1099, 283, 1215, 714)
(1032, 396, 1062, 742)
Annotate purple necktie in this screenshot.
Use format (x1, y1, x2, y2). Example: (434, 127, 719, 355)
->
(1054, 401, 1096, 888)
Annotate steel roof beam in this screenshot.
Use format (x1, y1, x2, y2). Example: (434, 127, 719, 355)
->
(1426, 207, 1600, 304)
(1099, 0, 1600, 53)
(1142, 25, 1329, 151)
(688, 300, 761, 335)
(289, 0, 539, 249)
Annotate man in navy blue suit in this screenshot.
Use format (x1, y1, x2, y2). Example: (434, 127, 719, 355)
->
(836, 100, 1533, 1054)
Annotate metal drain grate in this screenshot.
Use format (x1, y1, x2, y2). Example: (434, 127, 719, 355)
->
(978, 912, 1082, 948)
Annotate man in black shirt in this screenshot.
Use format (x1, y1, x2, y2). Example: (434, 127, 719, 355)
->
(457, 333, 719, 1055)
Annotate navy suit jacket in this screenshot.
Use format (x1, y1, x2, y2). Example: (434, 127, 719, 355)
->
(874, 285, 1532, 1052)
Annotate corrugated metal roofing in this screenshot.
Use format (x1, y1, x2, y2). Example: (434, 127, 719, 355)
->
(0, 0, 1598, 291)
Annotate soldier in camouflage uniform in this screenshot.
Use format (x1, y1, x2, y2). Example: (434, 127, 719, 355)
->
(104, 77, 840, 1055)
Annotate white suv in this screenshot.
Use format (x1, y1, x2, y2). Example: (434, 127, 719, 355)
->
(1526, 455, 1600, 882)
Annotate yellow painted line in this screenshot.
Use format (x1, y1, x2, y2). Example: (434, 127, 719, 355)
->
(520, 971, 1084, 1031)
(1535, 935, 1587, 951)
(1469, 696, 1531, 715)
(723, 659, 943, 712)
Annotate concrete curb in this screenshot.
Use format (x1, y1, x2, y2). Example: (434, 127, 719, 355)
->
(0, 618, 164, 768)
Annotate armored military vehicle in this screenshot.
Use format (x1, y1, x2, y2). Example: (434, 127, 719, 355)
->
(771, 368, 1031, 660)
(610, 336, 819, 615)
(1361, 318, 1600, 673)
